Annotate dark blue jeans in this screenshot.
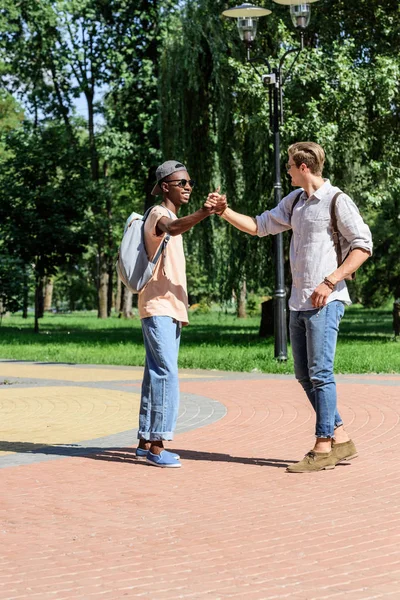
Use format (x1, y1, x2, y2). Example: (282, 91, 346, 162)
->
(289, 301, 345, 438)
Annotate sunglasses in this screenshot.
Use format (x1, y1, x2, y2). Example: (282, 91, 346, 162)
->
(163, 178, 196, 189)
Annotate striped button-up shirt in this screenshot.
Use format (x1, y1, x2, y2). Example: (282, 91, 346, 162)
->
(255, 179, 373, 311)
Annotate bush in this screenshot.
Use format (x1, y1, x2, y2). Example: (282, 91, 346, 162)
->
(247, 294, 260, 317)
(193, 298, 211, 314)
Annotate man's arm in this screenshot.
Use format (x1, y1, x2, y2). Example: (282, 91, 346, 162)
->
(157, 198, 218, 236)
(327, 247, 370, 285)
(311, 248, 370, 308)
(210, 191, 296, 237)
(219, 207, 258, 236)
(206, 193, 257, 235)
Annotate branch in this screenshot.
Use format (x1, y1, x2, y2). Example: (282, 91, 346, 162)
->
(65, 17, 87, 88)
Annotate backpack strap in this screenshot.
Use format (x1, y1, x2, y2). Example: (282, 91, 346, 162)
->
(144, 205, 172, 265)
(289, 190, 304, 222)
(330, 191, 344, 266)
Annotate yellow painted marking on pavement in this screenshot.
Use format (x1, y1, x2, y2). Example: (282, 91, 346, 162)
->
(0, 365, 142, 382)
(0, 364, 217, 382)
(0, 387, 140, 456)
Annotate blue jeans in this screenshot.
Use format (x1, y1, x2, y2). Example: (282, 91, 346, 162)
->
(138, 316, 181, 441)
(289, 301, 345, 438)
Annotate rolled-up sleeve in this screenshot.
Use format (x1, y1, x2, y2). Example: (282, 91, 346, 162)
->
(336, 195, 373, 255)
(256, 193, 296, 237)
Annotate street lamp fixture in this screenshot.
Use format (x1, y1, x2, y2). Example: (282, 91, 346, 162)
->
(222, 1, 319, 361)
(289, 4, 311, 29)
(222, 4, 272, 50)
(273, 0, 319, 30)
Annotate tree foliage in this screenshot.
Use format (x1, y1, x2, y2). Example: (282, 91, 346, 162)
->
(159, 0, 400, 307)
(0, 122, 90, 330)
(0, 0, 399, 318)
(0, 254, 25, 318)
(104, 0, 178, 208)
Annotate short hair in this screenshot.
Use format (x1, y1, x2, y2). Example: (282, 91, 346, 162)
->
(288, 142, 325, 175)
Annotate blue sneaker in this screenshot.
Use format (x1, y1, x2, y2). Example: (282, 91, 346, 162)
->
(146, 450, 182, 468)
(135, 447, 180, 459)
(135, 447, 149, 458)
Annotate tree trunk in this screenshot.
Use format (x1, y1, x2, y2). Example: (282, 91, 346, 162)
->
(122, 286, 133, 319)
(107, 263, 114, 316)
(86, 88, 109, 319)
(115, 276, 122, 315)
(237, 279, 247, 319)
(34, 277, 43, 333)
(43, 277, 53, 312)
(104, 161, 114, 317)
(98, 250, 108, 319)
(87, 90, 99, 182)
(37, 276, 46, 319)
(22, 265, 29, 319)
(393, 300, 400, 338)
(49, 59, 76, 142)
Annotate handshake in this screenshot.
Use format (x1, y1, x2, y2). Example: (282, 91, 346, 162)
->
(203, 189, 228, 216)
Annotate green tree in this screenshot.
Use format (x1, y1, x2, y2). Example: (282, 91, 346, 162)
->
(103, 0, 179, 212)
(0, 1, 124, 316)
(0, 122, 90, 332)
(0, 89, 23, 133)
(0, 88, 24, 158)
(52, 259, 98, 312)
(0, 0, 182, 317)
(0, 254, 25, 321)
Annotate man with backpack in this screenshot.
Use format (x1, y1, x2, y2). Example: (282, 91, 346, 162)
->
(211, 142, 372, 473)
(136, 160, 220, 468)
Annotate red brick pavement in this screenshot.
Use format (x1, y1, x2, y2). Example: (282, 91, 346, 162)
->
(1, 374, 400, 599)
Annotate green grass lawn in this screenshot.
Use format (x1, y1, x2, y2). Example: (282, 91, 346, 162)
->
(0, 305, 399, 374)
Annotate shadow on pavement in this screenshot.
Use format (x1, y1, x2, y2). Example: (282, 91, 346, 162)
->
(0, 441, 295, 468)
(173, 448, 295, 468)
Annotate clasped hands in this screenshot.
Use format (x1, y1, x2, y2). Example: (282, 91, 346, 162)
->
(203, 189, 228, 215)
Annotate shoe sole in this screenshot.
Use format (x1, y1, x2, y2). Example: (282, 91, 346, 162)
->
(287, 464, 336, 473)
(287, 452, 359, 473)
(146, 459, 181, 468)
(336, 453, 358, 463)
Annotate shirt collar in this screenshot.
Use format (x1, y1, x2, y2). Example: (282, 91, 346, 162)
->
(308, 178, 331, 201)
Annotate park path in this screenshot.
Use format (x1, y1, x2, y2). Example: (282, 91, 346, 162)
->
(0, 360, 400, 600)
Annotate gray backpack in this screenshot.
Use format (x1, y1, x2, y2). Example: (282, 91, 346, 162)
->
(116, 206, 171, 294)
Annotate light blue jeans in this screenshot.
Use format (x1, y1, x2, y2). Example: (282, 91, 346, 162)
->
(289, 301, 345, 438)
(138, 316, 181, 441)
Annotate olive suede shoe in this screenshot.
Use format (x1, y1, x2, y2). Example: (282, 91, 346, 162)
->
(331, 439, 358, 463)
(286, 450, 337, 473)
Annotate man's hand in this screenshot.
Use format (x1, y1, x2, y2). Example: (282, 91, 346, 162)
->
(311, 248, 371, 308)
(203, 195, 219, 213)
(310, 281, 333, 308)
(206, 190, 227, 215)
(158, 190, 226, 236)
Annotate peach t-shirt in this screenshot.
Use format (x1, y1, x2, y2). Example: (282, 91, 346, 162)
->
(138, 205, 188, 325)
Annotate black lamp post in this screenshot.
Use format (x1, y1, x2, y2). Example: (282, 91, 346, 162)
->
(222, 1, 319, 362)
